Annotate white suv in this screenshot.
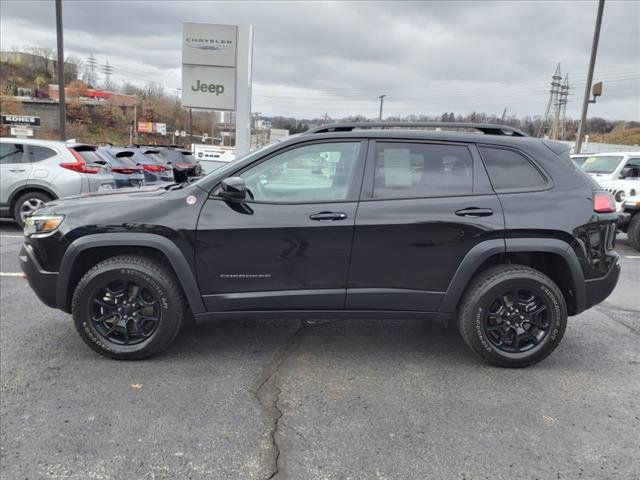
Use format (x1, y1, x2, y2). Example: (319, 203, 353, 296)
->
(0, 138, 115, 226)
(576, 152, 640, 204)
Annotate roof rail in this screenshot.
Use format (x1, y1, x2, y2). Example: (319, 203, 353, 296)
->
(305, 122, 527, 137)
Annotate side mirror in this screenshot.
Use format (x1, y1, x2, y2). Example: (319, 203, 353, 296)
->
(219, 176, 247, 201)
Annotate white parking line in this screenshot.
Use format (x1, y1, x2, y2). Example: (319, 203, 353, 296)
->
(0, 272, 25, 277)
(0, 235, 23, 239)
(625, 255, 640, 259)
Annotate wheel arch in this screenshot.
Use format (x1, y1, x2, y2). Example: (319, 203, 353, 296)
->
(440, 238, 586, 316)
(9, 185, 58, 211)
(57, 233, 205, 315)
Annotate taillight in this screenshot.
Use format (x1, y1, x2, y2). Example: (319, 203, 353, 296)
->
(112, 167, 142, 175)
(61, 148, 100, 174)
(142, 164, 165, 172)
(593, 191, 616, 213)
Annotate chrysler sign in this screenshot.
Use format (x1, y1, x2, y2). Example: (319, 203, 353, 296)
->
(182, 23, 237, 67)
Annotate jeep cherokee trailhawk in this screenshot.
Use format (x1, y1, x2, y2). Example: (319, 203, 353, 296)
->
(19, 122, 621, 367)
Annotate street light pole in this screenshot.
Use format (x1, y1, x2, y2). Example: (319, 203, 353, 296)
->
(575, 0, 605, 154)
(55, 0, 66, 140)
(378, 94, 386, 120)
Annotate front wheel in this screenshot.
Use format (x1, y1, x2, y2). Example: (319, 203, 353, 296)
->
(458, 264, 567, 368)
(72, 255, 185, 360)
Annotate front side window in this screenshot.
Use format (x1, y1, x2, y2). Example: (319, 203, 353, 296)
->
(240, 142, 361, 203)
(27, 145, 56, 162)
(480, 146, 547, 190)
(373, 142, 473, 199)
(623, 157, 640, 178)
(0, 143, 26, 164)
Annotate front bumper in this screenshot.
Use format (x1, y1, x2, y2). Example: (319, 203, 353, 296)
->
(19, 244, 59, 309)
(584, 252, 621, 310)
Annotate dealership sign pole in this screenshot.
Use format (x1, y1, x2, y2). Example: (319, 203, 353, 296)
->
(181, 23, 253, 156)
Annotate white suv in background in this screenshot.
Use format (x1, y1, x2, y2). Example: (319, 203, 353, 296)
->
(0, 138, 115, 226)
(577, 152, 640, 204)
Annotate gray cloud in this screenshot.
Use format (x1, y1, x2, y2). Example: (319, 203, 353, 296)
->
(1, 0, 638, 119)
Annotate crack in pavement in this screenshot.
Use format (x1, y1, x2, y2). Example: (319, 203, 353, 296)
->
(253, 320, 306, 480)
(253, 319, 340, 480)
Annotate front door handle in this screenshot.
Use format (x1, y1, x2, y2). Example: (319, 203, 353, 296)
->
(9, 168, 26, 172)
(309, 211, 348, 221)
(455, 207, 494, 218)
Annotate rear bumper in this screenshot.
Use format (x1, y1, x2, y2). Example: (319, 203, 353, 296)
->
(19, 244, 59, 309)
(584, 253, 621, 310)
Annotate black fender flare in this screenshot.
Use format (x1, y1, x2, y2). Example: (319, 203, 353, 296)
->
(56, 233, 205, 314)
(439, 238, 585, 314)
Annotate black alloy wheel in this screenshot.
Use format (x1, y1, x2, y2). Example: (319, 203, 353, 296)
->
(458, 264, 567, 368)
(72, 255, 185, 360)
(91, 279, 160, 346)
(482, 288, 550, 353)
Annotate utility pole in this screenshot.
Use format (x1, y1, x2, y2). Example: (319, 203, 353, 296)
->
(538, 63, 562, 138)
(189, 108, 193, 147)
(575, 0, 605, 154)
(500, 108, 507, 122)
(378, 94, 386, 120)
(133, 103, 137, 143)
(55, 0, 66, 140)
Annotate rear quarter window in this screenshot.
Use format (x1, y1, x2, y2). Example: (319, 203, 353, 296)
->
(479, 146, 547, 191)
(27, 145, 57, 162)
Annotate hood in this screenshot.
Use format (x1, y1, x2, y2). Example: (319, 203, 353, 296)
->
(51, 185, 168, 204)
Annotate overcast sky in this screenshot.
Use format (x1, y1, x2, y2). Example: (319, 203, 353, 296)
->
(1, 0, 638, 120)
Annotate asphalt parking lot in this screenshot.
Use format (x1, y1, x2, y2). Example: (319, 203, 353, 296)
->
(1, 220, 638, 480)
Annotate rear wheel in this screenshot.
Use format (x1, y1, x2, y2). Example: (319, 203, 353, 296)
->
(627, 213, 640, 252)
(13, 191, 53, 227)
(72, 255, 185, 360)
(458, 264, 567, 368)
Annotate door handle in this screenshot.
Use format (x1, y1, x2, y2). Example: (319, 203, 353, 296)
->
(309, 211, 348, 221)
(455, 207, 494, 218)
(9, 168, 26, 172)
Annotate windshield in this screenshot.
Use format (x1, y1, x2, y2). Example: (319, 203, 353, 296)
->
(580, 155, 623, 174)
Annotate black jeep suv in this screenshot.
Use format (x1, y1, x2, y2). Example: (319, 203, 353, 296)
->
(19, 122, 620, 367)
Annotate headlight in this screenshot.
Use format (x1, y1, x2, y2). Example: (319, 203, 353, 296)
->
(23, 215, 65, 237)
(614, 190, 626, 202)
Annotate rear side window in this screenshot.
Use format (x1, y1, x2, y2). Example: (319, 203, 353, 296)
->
(373, 142, 473, 199)
(75, 149, 106, 165)
(480, 146, 547, 191)
(27, 145, 56, 162)
(0, 143, 26, 164)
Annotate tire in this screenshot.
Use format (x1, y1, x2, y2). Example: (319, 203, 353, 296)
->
(458, 264, 567, 368)
(628, 213, 640, 252)
(13, 191, 53, 227)
(71, 255, 185, 360)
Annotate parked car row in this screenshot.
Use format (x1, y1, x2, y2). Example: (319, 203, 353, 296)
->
(0, 138, 209, 226)
(572, 151, 640, 251)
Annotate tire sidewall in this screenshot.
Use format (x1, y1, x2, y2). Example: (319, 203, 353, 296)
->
(13, 191, 51, 227)
(73, 261, 180, 359)
(469, 275, 566, 367)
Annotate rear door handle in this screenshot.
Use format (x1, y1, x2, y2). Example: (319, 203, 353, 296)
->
(455, 207, 494, 218)
(9, 168, 26, 172)
(309, 211, 348, 221)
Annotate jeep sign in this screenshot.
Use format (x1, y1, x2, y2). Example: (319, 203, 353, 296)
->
(182, 65, 235, 110)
